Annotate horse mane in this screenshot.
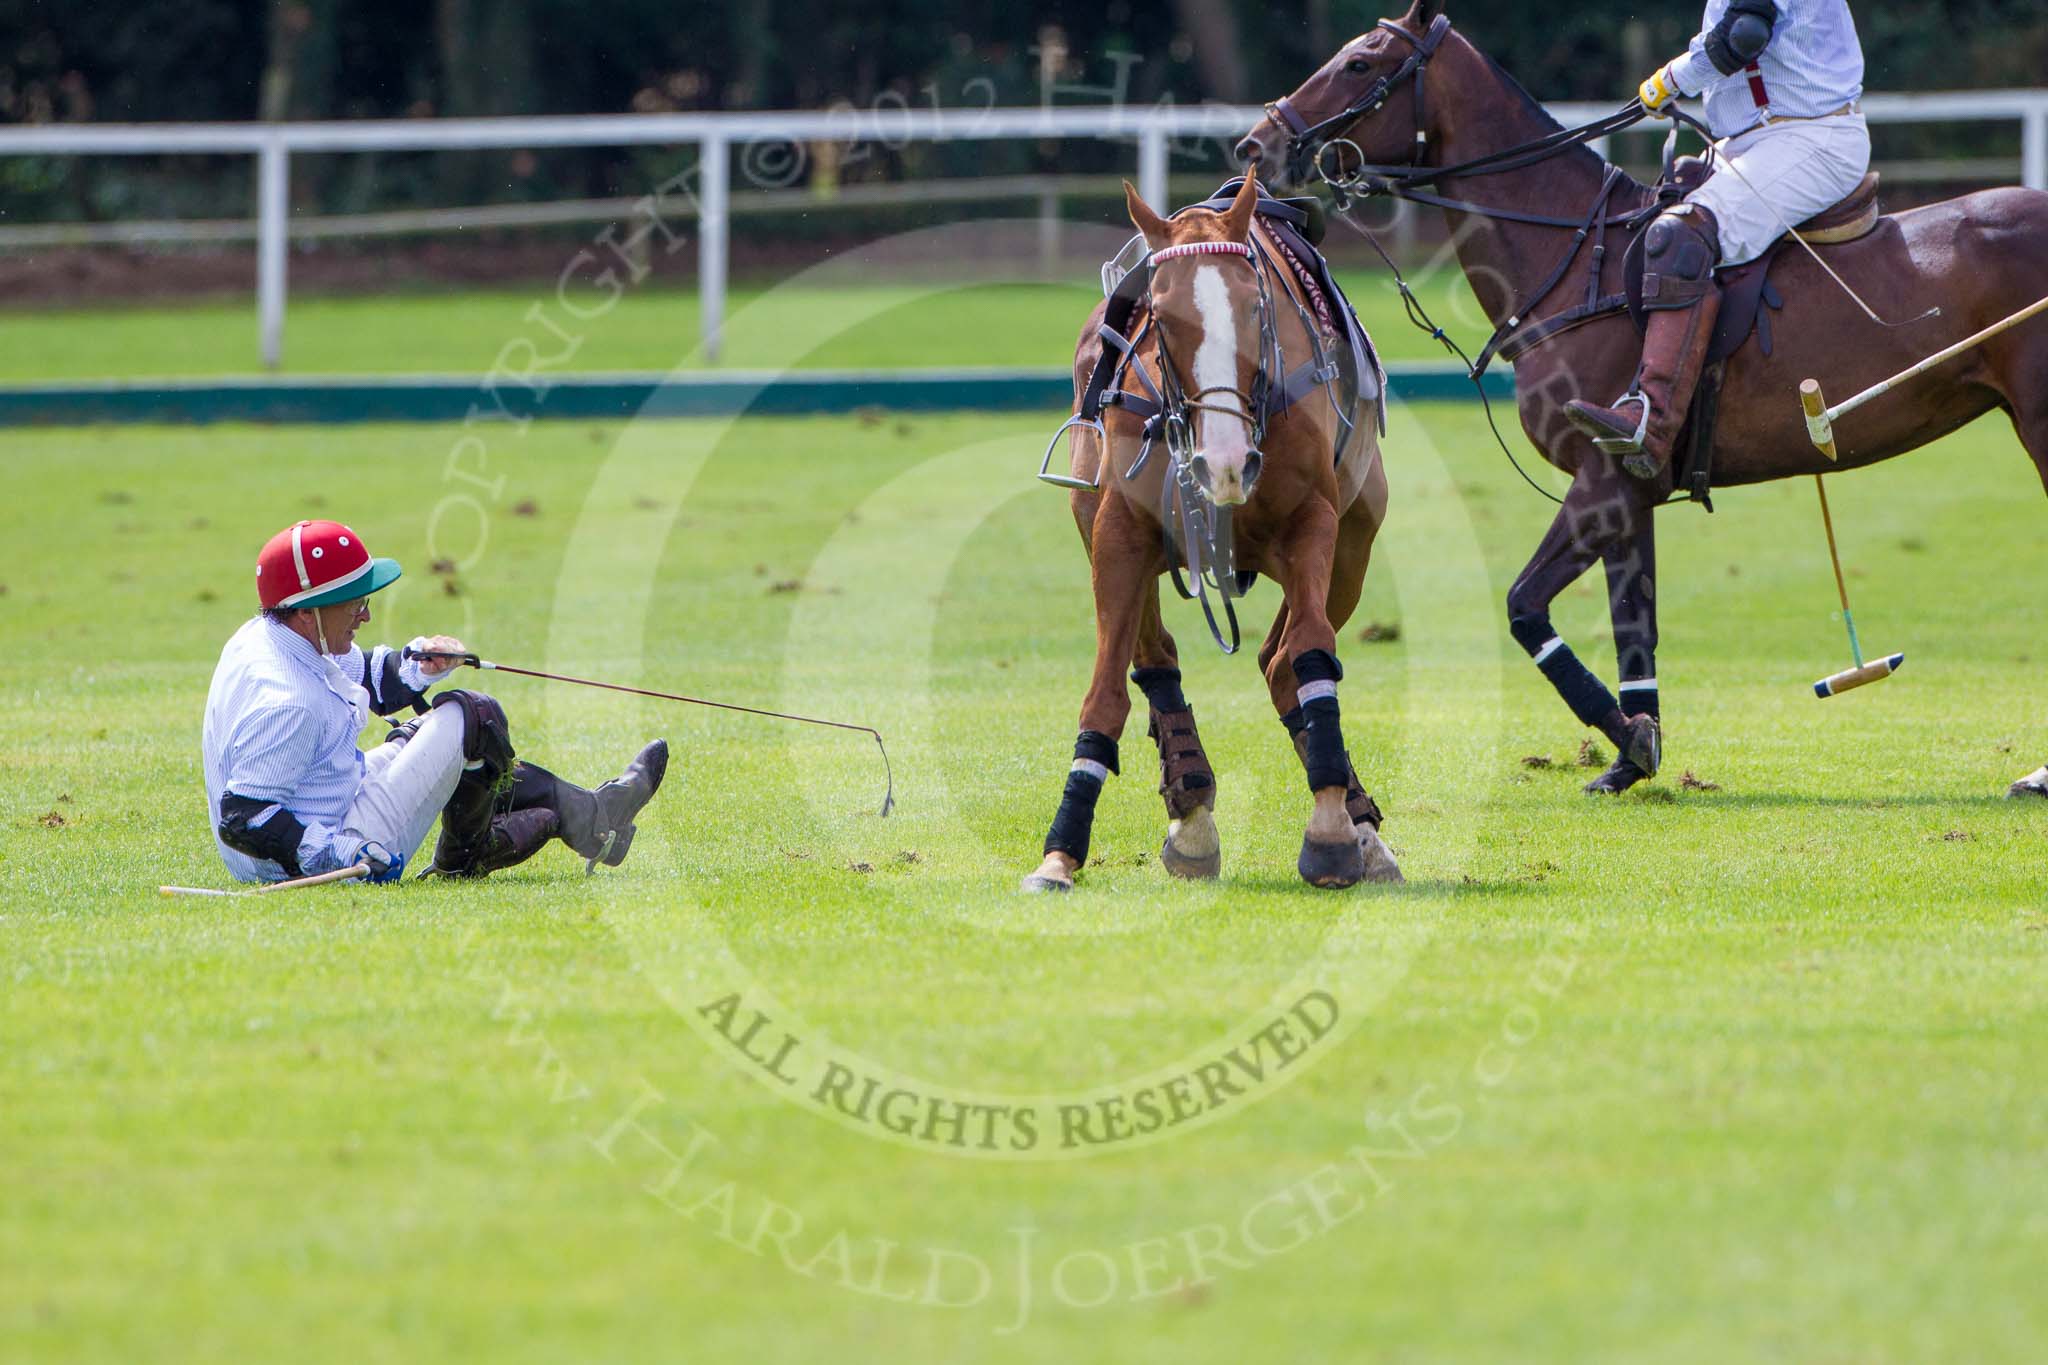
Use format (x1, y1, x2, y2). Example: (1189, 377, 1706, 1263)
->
(1475, 47, 1649, 199)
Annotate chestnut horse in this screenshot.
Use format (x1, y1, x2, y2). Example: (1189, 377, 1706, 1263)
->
(1022, 174, 1405, 891)
(1238, 0, 2048, 799)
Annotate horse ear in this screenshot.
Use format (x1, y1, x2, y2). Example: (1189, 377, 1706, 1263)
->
(1222, 172, 1260, 241)
(1124, 180, 1173, 250)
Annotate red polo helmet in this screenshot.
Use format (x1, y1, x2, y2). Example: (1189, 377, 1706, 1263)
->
(255, 520, 403, 610)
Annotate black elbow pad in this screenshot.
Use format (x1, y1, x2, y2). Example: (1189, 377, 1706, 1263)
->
(1705, 0, 1777, 75)
(368, 646, 429, 717)
(218, 793, 307, 876)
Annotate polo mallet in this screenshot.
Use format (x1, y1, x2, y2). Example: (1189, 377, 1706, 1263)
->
(404, 649, 894, 816)
(161, 862, 372, 898)
(1801, 292, 2048, 455)
(1797, 291, 2048, 696)
(1804, 470, 1903, 698)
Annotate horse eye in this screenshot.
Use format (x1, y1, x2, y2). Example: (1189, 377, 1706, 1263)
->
(1345, 56, 1371, 73)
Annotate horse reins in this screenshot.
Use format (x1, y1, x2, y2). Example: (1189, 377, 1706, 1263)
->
(1267, 18, 1671, 505)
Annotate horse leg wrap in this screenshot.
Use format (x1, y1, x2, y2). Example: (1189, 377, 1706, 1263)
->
(1282, 704, 1380, 828)
(1135, 668, 1214, 819)
(1292, 650, 1350, 793)
(1510, 614, 1620, 728)
(1280, 705, 1308, 743)
(1131, 667, 1188, 714)
(1619, 679, 1660, 721)
(1044, 730, 1118, 867)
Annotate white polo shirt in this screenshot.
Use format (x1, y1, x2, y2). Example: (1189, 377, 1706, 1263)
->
(201, 616, 431, 881)
(1670, 0, 1865, 138)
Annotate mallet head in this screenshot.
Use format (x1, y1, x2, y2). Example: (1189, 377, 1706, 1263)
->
(1800, 379, 1838, 461)
(1814, 652, 1904, 699)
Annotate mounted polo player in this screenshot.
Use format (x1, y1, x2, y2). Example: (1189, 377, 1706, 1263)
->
(1239, 1, 2048, 799)
(1021, 173, 1405, 892)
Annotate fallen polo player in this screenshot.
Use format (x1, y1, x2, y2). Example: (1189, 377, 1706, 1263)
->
(202, 518, 667, 884)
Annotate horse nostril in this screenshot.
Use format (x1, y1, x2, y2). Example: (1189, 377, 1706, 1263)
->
(1190, 455, 1213, 489)
(1233, 137, 1261, 167)
(1242, 450, 1264, 490)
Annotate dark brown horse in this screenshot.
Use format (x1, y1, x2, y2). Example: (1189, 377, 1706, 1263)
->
(1238, 0, 2048, 799)
(1022, 174, 1405, 891)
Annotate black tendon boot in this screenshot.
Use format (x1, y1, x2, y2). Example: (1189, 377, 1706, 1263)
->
(509, 740, 669, 874)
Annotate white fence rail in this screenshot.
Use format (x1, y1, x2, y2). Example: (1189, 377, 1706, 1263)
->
(1, 92, 2043, 370)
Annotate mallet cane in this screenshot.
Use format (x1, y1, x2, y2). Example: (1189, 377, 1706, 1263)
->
(161, 862, 373, 898)
(1804, 467, 1903, 699)
(403, 648, 895, 816)
(1796, 290, 2048, 698)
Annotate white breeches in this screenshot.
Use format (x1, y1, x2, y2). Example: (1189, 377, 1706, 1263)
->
(346, 705, 469, 866)
(1687, 112, 1871, 267)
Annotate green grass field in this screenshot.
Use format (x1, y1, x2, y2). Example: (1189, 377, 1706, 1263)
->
(4, 386, 2045, 1360)
(0, 269, 1488, 381)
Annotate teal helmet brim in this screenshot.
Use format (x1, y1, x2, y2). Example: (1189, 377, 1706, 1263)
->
(293, 557, 402, 608)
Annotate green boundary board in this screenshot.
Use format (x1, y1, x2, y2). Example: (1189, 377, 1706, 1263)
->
(0, 365, 1512, 427)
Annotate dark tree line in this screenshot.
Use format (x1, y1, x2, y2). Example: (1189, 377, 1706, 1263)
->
(2, 0, 2043, 220)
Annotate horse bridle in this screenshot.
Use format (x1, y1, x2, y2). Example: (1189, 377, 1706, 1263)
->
(1266, 14, 1452, 188)
(1145, 238, 1280, 484)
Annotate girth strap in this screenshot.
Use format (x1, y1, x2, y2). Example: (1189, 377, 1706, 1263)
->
(1494, 293, 1630, 366)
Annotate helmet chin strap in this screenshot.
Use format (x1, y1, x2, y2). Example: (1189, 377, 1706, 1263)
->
(312, 608, 332, 657)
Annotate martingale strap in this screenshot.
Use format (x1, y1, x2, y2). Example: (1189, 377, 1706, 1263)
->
(1469, 165, 1629, 379)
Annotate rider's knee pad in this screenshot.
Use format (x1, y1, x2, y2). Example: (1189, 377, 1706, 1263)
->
(1643, 204, 1721, 309)
(430, 688, 516, 784)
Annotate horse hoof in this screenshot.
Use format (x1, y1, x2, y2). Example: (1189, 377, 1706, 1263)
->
(1298, 835, 1366, 889)
(1620, 715, 1662, 777)
(1583, 759, 1648, 796)
(1358, 825, 1405, 884)
(1161, 806, 1221, 880)
(2008, 767, 2048, 800)
(1160, 838, 1221, 880)
(1020, 873, 1073, 894)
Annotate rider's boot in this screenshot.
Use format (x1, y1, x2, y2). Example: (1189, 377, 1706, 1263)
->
(427, 767, 561, 878)
(507, 740, 669, 873)
(1565, 204, 1723, 481)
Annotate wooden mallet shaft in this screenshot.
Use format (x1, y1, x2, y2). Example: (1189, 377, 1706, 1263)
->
(160, 863, 372, 898)
(1801, 290, 2048, 458)
(1806, 472, 1904, 699)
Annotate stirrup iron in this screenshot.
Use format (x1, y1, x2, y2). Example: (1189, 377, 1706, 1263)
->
(1590, 393, 1651, 457)
(1036, 414, 1104, 491)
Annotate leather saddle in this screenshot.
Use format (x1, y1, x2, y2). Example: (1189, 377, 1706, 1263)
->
(1621, 160, 1884, 508)
(1624, 158, 1884, 364)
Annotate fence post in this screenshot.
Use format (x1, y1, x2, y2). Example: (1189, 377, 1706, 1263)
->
(257, 138, 290, 372)
(1038, 189, 1062, 278)
(698, 133, 730, 363)
(2025, 104, 2047, 192)
(1138, 124, 1168, 212)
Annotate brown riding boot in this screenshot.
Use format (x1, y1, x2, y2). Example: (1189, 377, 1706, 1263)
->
(1565, 204, 1723, 480)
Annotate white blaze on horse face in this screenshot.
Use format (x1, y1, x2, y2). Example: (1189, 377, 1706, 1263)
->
(1192, 264, 1253, 506)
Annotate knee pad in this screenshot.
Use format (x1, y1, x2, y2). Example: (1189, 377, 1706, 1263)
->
(430, 688, 516, 783)
(1643, 205, 1720, 309)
